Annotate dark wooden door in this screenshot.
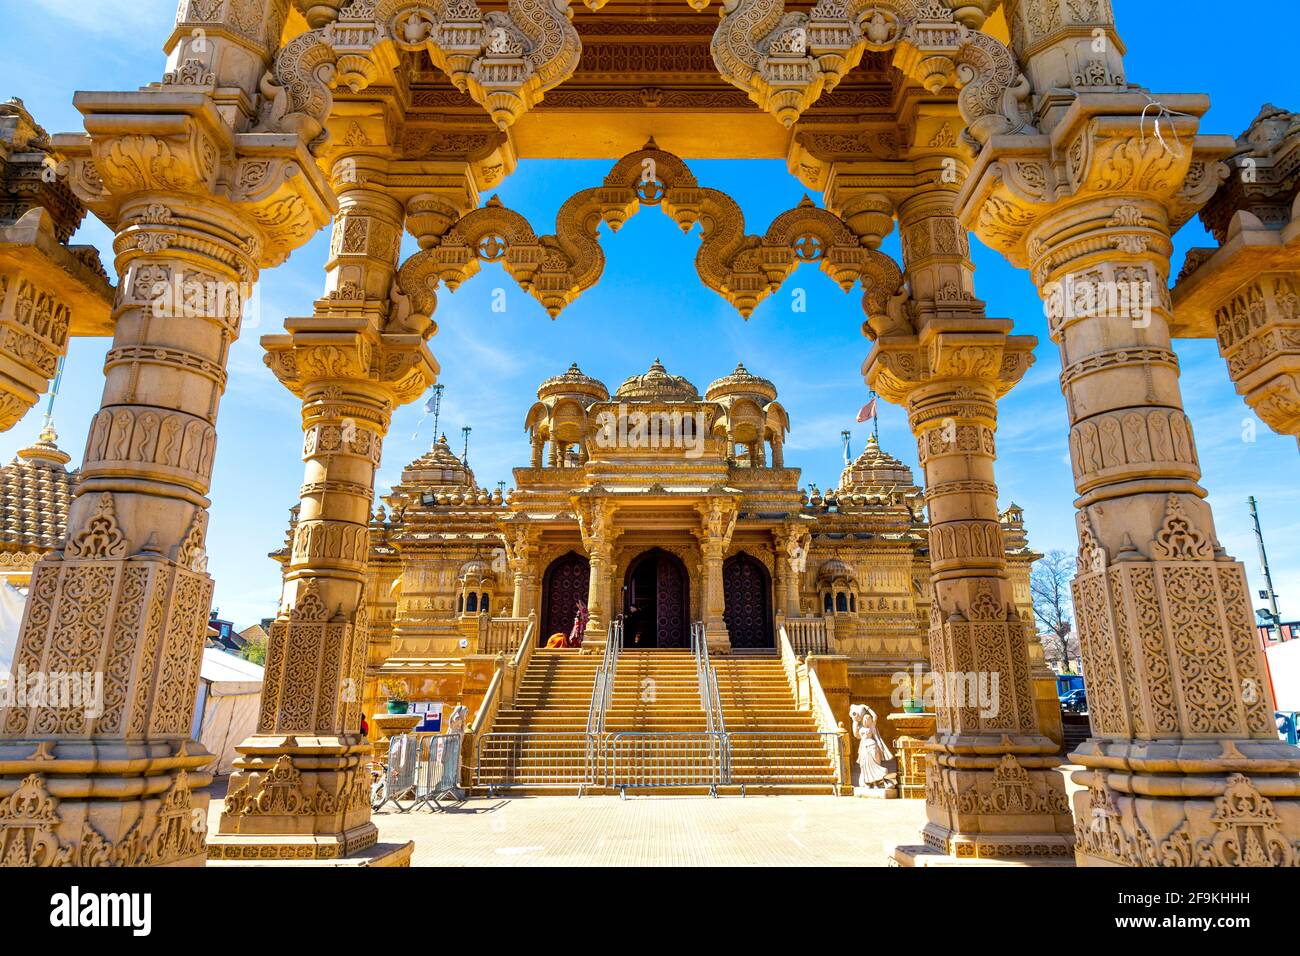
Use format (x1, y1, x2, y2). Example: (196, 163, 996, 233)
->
(723, 552, 773, 649)
(655, 552, 688, 648)
(541, 552, 589, 643)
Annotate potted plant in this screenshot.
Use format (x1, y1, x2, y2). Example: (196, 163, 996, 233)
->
(900, 675, 925, 713)
(382, 680, 410, 715)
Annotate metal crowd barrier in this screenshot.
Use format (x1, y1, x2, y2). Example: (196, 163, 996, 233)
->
(474, 731, 598, 796)
(372, 733, 422, 812)
(411, 733, 467, 810)
(607, 732, 727, 797)
(467, 729, 842, 796)
(373, 732, 469, 812)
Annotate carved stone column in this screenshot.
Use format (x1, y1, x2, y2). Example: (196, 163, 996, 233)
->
(574, 495, 617, 648)
(0, 79, 332, 863)
(868, 183, 1073, 861)
(776, 523, 810, 618)
(208, 167, 434, 862)
(1172, 105, 1300, 448)
(0, 99, 113, 430)
(502, 521, 538, 618)
(961, 91, 1300, 865)
(695, 496, 737, 652)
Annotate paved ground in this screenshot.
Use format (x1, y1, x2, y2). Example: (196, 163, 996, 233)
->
(207, 769, 1085, 867)
(374, 793, 929, 866)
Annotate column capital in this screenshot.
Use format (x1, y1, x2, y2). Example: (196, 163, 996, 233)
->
(263, 321, 438, 410)
(954, 94, 1234, 270)
(693, 495, 739, 553)
(52, 90, 335, 270)
(866, 319, 1038, 408)
(573, 493, 619, 556)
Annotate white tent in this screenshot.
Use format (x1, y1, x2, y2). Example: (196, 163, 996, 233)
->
(192, 648, 264, 775)
(0, 581, 24, 679)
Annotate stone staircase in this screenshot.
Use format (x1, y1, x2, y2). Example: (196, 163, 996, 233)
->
(605, 651, 708, 733)
(472, 647, 839, 795)
(713, 657, 840, 793)
(473, 649, 600, 793)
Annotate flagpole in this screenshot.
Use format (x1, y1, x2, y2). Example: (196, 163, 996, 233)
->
(870, 389, 879, 442)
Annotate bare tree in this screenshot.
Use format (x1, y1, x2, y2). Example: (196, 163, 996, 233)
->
(1031, 550, 1080, 671)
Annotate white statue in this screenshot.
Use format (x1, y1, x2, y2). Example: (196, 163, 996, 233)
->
(850, 703, 893, 788)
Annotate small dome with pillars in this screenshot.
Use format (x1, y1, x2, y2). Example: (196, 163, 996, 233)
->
(838, 434, 916, 494)
(538, 363, 609, 403)
(705, 362, 777, 404)
(816, 558, 857, 585)
(615, 358, 699, 403)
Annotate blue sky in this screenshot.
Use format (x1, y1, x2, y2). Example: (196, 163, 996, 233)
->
(2, 1, 1297, 628)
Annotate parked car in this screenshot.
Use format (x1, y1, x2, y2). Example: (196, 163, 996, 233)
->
(1278, 711, 1298, 745)
(1060, 688, 1088, 714)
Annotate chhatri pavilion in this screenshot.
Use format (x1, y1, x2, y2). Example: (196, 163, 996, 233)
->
(0, 0, 1298, 869)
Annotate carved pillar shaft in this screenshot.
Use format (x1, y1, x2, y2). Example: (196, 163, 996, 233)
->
(1030, 197, 1300, 865)
(210, 174, 435, 862)
(0, 194, 262, 866)
(869, 319, 1073, 861)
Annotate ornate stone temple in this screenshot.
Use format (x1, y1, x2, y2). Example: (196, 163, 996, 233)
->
(355, 359, 1058, 748)
(0, 0, 1297, 867)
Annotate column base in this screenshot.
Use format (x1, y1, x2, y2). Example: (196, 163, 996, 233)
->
(704, 623, 731, 655)
(207, 839, 412, 867)
(0, 740, 215, 867)
(211, 741, 380, 862)
(892, 840, 1077, 867)
(206, 821, 381, 863)
(1072, 765, 1300, 867)
(917, 749, 1077, 862)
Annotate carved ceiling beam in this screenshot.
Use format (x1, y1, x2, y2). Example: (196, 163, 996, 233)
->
(704, 0, 1020, 138)
(255, 0, 582, 152)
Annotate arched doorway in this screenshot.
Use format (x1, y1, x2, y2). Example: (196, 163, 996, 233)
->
(622, 548, 689, 649)
(723, 551, 773, 649)
(540, 551, 590, 644)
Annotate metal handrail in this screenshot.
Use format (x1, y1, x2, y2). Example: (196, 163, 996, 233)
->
(586, 616, 622, 736)
(691, 622, 729, 782)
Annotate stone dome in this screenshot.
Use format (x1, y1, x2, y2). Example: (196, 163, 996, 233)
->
(614, 358, 699, 403)
(705, 362, 777, 404)
(838, 434, 916, 494)
(538, 362, 609, 403)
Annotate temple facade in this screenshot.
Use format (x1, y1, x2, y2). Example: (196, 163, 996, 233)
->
(354, 359, 1059, 749)
(0, 0, 1296, 868)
